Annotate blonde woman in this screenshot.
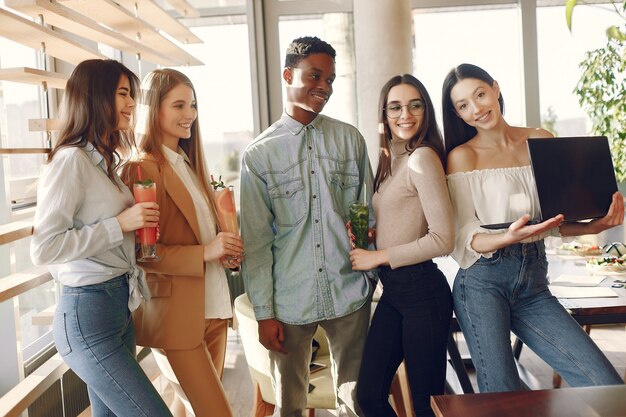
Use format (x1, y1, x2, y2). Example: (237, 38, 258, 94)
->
(123, 69, 243, 416)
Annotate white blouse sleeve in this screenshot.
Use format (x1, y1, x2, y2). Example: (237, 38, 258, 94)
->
(447, 174, 503, 269)
(30, 152, 124, 266)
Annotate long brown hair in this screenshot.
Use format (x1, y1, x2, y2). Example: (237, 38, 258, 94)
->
(48, 59, 139, 183)
(374, 74, 445, 192)
(137, 69, 219, 228)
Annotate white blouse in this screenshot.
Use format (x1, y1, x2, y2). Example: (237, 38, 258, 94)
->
(31, 144, 149, 311)
(163, 146, 232, 319)
(446, 166, 543, 269)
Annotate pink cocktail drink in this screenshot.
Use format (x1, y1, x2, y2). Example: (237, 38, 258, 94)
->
(133, 181, 159, 261)
(214, 186, 238, 233)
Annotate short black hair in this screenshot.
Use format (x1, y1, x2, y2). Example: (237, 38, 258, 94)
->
(284, 36, 336, 68)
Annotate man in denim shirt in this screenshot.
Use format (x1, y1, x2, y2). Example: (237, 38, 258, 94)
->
(240, 36, 375, 417)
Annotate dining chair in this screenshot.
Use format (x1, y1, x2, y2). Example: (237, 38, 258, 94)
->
(234, 293, 336, 417)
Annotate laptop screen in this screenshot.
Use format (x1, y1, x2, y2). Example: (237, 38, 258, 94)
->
(527, 136, 618, 222)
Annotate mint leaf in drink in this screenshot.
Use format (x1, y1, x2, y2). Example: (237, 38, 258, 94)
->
(135, 179, 154, 187)
(210, 174, 225, 190)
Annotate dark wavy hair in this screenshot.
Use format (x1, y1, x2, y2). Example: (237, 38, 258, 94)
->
(48, 59, 139, 184)
(374, 74, 445, 192)
(284, 36, 336, 68)
(441, 63, 504, 156)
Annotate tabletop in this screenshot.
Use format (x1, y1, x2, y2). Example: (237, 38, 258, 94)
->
(431, 384, 626, 417)
(547, 252, 626, 320)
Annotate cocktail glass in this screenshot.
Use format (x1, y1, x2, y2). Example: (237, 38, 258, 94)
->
(133, 182, 160, 262)
(214, 185, 238, 234)
(349, 202, 369, 249)
(214, 185, 240, 265)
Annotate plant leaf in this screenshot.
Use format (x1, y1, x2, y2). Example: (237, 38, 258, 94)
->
(606, 25, 626, 41)
(565, 0, 577, 32)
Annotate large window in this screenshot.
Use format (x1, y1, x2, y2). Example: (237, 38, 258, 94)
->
(0, 33, 53, 392)
(278, 13, 357, 126)
(537, 3, 624, 136)
(172, 16, 254, 205)
(412, 5, 524, 126)
(0, 37, 46, 208)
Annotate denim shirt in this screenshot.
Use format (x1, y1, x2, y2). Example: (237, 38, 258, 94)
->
(240, 112, 375, 324)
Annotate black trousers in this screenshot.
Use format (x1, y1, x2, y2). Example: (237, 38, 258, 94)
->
(356, 261, 453, 417)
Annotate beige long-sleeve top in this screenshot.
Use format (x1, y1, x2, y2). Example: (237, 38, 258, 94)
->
(373, 142, 454, 269)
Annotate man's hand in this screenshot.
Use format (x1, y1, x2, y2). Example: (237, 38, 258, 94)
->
(258, 319, 288, 354)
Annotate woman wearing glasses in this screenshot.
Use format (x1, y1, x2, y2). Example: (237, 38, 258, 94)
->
(351, 74, 454, 417)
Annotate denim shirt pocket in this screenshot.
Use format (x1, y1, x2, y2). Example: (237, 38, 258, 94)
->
(330, 171, 360, 214)
(268, 178, 307, 227)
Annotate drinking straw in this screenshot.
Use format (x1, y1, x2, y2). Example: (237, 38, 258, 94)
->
(137, 164, 143, 181)
(363, 183, 367, 206)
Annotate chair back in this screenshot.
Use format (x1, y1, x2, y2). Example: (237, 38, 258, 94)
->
(234, 293, 337, 409)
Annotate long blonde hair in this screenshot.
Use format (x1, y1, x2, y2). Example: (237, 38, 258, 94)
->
(137, 69, 220, 229)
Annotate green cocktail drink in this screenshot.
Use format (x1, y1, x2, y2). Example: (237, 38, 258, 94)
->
(349, 202, 369, 249)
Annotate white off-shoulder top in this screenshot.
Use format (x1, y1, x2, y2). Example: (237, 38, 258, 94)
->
(446, 166, 543, 269)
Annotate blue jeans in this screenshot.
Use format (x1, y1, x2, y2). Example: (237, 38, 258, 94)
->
(357, 261, 452, 417)
(54, 275, 172, 417)
(454, 241, 623, 393)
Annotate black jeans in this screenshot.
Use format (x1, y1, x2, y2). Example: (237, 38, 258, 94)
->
(356, 261, 453, 417)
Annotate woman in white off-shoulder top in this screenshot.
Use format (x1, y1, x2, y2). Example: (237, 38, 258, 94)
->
(442, 63, 624, 393)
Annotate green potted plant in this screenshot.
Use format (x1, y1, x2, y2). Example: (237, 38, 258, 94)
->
(567, 0, 626, 180)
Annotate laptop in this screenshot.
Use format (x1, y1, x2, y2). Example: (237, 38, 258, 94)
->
(481, 136, 618, 230)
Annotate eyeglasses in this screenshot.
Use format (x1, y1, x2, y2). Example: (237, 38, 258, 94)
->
(384, 100, 425, 119)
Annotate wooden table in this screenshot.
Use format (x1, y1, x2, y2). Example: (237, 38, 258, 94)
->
(431, 384, 626, 417)
(440, 253, 626, 394)
(549, 254, 626, 325)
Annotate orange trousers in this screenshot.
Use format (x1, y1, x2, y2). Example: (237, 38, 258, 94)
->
(166, 319, 233, 417)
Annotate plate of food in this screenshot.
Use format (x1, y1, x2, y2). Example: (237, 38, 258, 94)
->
(586, 256, 626, 274)
(602, 242, 626, 257)
(556, 242, 602, 257)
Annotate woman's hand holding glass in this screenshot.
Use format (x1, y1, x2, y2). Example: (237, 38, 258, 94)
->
(116, 202, 160, 232)
(349, 248, 388, 271)
(204, 232, 244, 268)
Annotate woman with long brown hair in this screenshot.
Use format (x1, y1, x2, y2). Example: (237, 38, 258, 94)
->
(123, 68, 242, 417)
(31, 59, 170, 417)
(352, 74, 454, 417)
(442, 63, 623, 393)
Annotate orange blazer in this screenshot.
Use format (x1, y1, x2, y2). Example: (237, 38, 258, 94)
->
(123, 157, 207, 350)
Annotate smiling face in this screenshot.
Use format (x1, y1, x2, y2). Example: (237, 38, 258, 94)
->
(115, 74, 135, 131)
(385, 83, 424, 143)
(450, 77, 502, 130)
(283, 52, 335, 125)
(158, 83, 197, 150)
